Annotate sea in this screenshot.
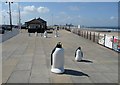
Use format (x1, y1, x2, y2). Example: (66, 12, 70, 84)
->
(80, 27, 120, 32)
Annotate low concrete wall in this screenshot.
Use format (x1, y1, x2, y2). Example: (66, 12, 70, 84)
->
(0, 29, 19, 43)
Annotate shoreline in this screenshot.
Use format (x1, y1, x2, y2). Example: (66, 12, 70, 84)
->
(71, 28, 119, 37)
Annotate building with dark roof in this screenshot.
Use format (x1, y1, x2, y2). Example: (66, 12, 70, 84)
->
(25, 17, 47, 33)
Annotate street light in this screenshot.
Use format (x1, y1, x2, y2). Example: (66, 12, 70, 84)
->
(6, 1, 13, 31)
(3, 15, 5, 25)
(52, 14, 53, 28)
(17, 3, 21, 32)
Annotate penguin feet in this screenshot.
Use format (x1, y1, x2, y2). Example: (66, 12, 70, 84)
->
(75, 59, 82, 62)
(51, 68, 64, 74)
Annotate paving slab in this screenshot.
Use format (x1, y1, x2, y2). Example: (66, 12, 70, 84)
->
(89, 73, 112, 83)
(2, 59, 19, 83)
(72, 76, 92, 83)
(7, 70, 30, 83)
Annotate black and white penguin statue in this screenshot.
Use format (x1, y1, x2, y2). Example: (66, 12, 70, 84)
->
(35, 32, 38, 36)
(51, 42, 64, 74)
(75, 47, 83, 61)
(55, 29, 58, 37)
(44, 31, 47, 38)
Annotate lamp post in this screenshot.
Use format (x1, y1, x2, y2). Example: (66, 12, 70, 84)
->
(52, 14, 53, 29)
(3, 15, 5, 25)
(6, 1, 13, 31)
(18, 3, 21, 32)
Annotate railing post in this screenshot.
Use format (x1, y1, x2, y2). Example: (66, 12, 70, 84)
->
(97, 33, 100, 43)
(85, 31, 86, 38)
(82, 31, 83, 37)
(79, 30, 81, 36)
(84, 31, 85, 38)
(103, 34, 106, 46)
(83, 31, 84, 37)
(112, 36, 114, 50)
(87, 31, 88, 39)
(78, 30, 79, 35)
(83, 31, 85, 38)
(90, 32, 91, 40)
(93, 32, 95, 42)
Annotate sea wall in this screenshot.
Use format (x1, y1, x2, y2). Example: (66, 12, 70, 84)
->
(1, 29, 19, 43)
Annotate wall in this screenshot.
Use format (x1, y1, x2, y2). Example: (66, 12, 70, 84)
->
(1, 29, 19, 43)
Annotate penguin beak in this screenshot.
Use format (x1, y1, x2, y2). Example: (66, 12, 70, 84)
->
(60, 43, 62, 46)
(61, 44, 62, 47)
(58, 42, 61, 45)
(58, 42, 62, 47)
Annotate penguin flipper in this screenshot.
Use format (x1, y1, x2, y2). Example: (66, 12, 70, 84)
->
(75, 50, 77, 57)
(75, 48, 78, 57)
(51, 47, 56, 65)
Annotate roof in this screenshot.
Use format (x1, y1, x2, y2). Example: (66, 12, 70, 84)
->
(25, 18, 46, 24)
(37, 18, 46, 23)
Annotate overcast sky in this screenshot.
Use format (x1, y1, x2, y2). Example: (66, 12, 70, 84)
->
(1, 1, 118, 27)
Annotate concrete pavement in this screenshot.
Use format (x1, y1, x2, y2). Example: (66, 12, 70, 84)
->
(2, 30, 118, 83)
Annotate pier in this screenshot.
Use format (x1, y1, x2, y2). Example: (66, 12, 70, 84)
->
(2, 29, 118, 83)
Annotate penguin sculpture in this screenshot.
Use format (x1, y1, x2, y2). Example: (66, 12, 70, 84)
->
(55, 30, 58, 37)
(51, 42, 64, 74)
(75, 47, 83, 61)
(44, 31, 47, 38)
(35, 32, 38, 36)
(71, 29, 74, 33)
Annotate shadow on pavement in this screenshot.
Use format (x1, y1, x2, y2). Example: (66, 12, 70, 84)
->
(64, 69, 89, 77)
(73, 59, 93, 63)
(79, 59, 93, 63)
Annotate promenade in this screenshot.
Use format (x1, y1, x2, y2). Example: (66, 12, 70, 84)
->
(2, 30, 118, 83)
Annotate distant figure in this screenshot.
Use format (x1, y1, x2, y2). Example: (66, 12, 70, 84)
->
(55, 29, 58, 37)
(75, 47, 83, 61)
(71, 29, 74, 33)
(44, 31, 47, 38)
(41, 32, 43, 37)
(20, 29, 22, 33)
(35, 32, 38, 36)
